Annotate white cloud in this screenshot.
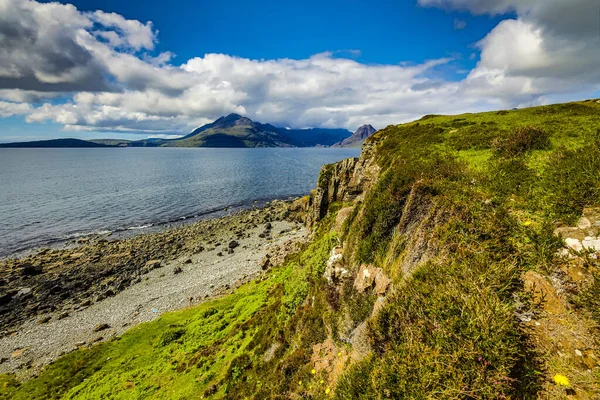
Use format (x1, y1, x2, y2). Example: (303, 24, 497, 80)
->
(0, 100, 32, 117)
(0, 0, 598, 138)
(422, 0, 600, 102)
(90, 10, 157, 51)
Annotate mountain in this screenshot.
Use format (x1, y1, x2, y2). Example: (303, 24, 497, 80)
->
(0, 138, 111, 148)
(0, 115, 354, 148)
(168, 114, 294, 148)
(332, 124, 376, 147)
(169, 114, 353, 148)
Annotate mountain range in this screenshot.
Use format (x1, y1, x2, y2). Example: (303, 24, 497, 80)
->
(0, 114, 371, 148)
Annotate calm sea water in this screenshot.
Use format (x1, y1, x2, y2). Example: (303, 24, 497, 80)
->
(0, 147, 360, 257)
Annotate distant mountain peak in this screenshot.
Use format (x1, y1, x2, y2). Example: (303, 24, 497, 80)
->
(332, 124, 377, 147)
(355, 124, 376, 139)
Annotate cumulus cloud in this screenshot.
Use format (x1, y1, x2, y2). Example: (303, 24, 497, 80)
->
(0, 100, 32, 117)
(0, 0, 108, 92)
(421, 0, 600, 102)
(0, 0, 599, 136)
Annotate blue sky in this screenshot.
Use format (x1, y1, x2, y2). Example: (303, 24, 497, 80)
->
(1, 0, 599, 142)
(57, 0, 503, 70)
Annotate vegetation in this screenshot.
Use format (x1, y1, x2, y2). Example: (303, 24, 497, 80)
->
(2, 99, 600, 399)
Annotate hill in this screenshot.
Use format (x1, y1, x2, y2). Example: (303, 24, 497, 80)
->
(332, 124, 376, 147)
(169, 114, 352, 148)
(0, 138, 111, 148)
(168, 114, 294, 148)
(2, 100, 599, 399)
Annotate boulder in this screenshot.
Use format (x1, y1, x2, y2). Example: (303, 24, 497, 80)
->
(522, 271, 566, 314)
(93, 323, 110, 332)
(145, 260, 162, 270)
(228, 240, 239, 249)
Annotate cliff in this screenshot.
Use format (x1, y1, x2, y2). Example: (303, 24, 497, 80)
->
(3, 100, 600, 399)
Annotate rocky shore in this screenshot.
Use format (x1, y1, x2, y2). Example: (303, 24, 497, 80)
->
(0, 200, 307, 376)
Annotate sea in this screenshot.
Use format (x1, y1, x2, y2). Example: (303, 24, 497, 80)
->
(0, 147, 360, 257)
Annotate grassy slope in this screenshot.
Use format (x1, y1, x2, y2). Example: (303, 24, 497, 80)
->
(2, 99, 600, 399)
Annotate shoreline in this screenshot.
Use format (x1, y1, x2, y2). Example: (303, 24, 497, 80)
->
(0, 200, 308, 377)
(0, 195, 306, 261)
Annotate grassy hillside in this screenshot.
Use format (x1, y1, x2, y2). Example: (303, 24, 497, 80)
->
(2, 100, 599, 399)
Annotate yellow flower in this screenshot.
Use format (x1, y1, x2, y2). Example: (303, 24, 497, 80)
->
(325, 387, 331, 394)
(523, 221, 532, 226)
(320, 379, 324, 384)
(311, 368, 316, 375)
(553, 374, 571, 387)
(337, 352, 342, 357)
(298, 380, 302, 385)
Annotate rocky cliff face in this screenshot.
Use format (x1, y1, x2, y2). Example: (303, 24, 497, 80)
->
(300, 139, 380, 226)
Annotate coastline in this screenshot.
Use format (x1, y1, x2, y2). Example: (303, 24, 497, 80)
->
(0, 196, 302, 261)
(0, 200, 308, 377)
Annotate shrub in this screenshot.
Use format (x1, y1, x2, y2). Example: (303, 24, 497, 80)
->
(543, 137, 600, 222)
(492, 126, 551, 157)
(155, 328, 186, 347)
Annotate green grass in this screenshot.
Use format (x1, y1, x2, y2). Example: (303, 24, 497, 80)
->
(1, 231, 338, 400)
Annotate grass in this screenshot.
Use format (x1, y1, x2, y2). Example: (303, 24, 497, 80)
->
(2, 99, 600, 399)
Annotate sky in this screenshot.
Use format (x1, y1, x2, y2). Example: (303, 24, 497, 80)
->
(0, 0, 599, 142)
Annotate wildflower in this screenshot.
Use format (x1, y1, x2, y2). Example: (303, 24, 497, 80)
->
(325, 387, 331, 394)
(320, 379, 324, 384)
(523, 221, 533, 226)
(311, 368, 316, 375)
(553, 374, 570, 387)
(337, 351, 342, 357)
(299, 380, 302, 385)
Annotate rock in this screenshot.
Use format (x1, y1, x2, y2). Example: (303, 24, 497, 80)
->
(260, 256, 271, 270)
(228, 240, 239, 249)
(0, 291, 15, 306)
(56, 312, 69, 320)
(374, 271, 391, 295)
(353, 264, 377, 293)
(582, 236, 600, 252)
(11, 348, 28, 358)
(37, 316, 51, 324)
(14, 287, 32, 299)
(93, 323, 110, 332)
(522, 271, 566, 314)
(228, 248, 234, 254)
(324, 247, 348, 284)
(183, 258, 193, 264)
(577, 217, 592, 229)
(265, 222, 272, 230)
(335, 206, 355, 233)
(173, 266, 183, 274)
(145, 259, 162, 270)
(565, 238, 583, 252)
(20, 263, 42, 276)
(217, 252, 223, 257)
